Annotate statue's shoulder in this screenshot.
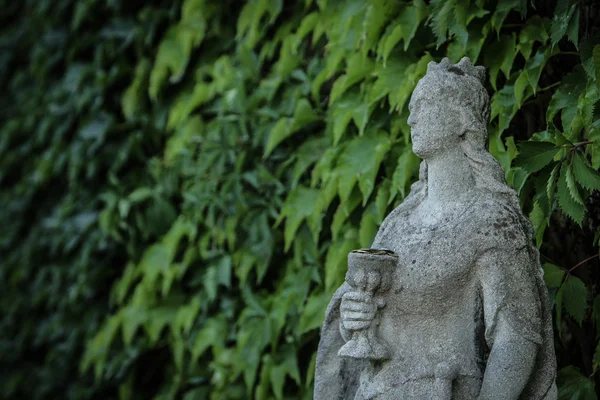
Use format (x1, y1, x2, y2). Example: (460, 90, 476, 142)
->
(468, 192, 522, 224)
(466, 193, 529, 248)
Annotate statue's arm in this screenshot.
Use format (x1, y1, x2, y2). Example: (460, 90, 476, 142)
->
(478, 314, 537, 399)
(475, 245, 543, 399)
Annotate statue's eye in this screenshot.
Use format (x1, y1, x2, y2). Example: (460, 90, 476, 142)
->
(411, 100, 421, 112)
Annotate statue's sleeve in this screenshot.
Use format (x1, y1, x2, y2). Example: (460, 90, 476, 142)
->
(474, 227, 543, 347)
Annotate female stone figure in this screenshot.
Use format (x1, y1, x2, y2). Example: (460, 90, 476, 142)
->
(314, 57, 557, 399)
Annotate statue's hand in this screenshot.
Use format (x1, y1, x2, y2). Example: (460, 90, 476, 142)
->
(340, 291, 377, 331)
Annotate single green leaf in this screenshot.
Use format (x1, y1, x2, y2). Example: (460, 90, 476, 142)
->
(138, 244, 171, 288)
(291, 98, 319, 128)
(295, 12, 319, 44)
(375, 180, 392, 222)
(514, 47, 551, 106)
(331, 190, 361, 241)
(308, 178, 336, 241)
(547, 163, 560, 212)
(550, 0, 576, 46)
(530, 203, 548, 248)
(557, 164, 585, 226)
(514, 72, 529, 108)
(368, 55, 414, 105)
(361, 1, 400, 54)
(277, 186, 319, 251)
(128, 187, 153, 203)
(400, 1, 427, 51)
(378, 4, 426, 62)
(543, 263, 565, 288)
(565, 165, 584, 205)
(547, 66, 587, 123)
(566, 5, 579, 48)
(300, 292, 329, 334)
(292, 137, 329, 187)
(237, 317, 271, 390)
(325, 228, 359, 291)
(359, 203, 379, 248)
(392, 147, 420, 198)
(509, 167, 530, 195)
(144, 307, 175, 345)
(519, 16, 549, 59)
(580, 37, 600, 80)
(329, 53, 374, 104)
(490, 85, 518, 133)
(149, 19, 206, 99)
(379, 24, 404, 65)
(428, 0, 455, 47)
(573, 153, 600, 190)
(270, 347, 300, 399)
(264, 99, 319, 157)
(255, 357, 273, 400)
(514, 141, 560, 173)
(561, 275, 588, 325)
(121, 305, 147, 347)
(335, 130, 391, 205)
(330, 92, 364, 144)
(122, 59, 151, 121)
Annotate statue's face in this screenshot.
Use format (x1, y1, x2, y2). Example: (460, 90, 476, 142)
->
(407, 80, 463, 159)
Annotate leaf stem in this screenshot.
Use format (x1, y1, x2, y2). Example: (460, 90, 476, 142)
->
(537, 81, 561, 93)
(560, 141, 593, 149)
(568, 253, 600, 273)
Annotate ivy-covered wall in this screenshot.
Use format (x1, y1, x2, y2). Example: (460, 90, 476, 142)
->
(2, 0, 600, 399)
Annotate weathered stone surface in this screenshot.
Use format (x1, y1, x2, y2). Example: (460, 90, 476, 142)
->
(314, 57, 557, 400)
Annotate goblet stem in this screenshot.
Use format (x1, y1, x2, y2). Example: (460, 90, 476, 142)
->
(338, 291, 389, 361)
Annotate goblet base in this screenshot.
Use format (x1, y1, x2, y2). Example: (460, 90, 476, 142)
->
(338, 334, 390, 361)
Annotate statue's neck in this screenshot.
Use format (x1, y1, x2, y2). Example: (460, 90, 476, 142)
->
(424, 147, 476, 207)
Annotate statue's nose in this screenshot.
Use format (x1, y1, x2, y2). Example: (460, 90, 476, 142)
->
(407, 113, 416, 126)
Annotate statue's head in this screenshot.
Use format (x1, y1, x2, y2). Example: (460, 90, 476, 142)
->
(408, 57, 490, 159)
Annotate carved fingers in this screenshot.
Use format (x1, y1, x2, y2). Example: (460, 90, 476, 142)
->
(340, 291, 376, 331)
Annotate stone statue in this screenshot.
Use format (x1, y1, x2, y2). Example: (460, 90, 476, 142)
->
(314, 57, 557, 400)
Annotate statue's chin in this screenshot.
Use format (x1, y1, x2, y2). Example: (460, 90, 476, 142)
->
(411, 144, 429, 159)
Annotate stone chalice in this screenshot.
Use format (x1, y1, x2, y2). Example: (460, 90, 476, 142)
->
(338, 248, 398, 361)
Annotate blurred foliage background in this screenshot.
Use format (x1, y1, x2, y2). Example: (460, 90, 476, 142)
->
(2, 0, 600, 398)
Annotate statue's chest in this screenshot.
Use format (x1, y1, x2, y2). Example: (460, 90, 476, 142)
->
(377, 221, 478, 304)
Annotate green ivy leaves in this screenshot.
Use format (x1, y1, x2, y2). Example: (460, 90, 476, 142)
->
(10, 0, 600, 399)
(557, 366, 597, 400)
(516, 138, 600, 227)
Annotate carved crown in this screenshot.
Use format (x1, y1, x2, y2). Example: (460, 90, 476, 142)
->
(426, 57, 486, 84)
